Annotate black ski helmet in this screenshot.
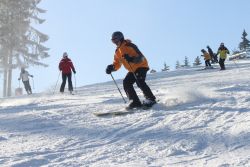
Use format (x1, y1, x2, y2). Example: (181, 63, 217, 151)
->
(111, 31, 124, 44)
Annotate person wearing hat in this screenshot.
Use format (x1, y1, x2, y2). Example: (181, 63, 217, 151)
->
(18, 67, 33, 95)
(216, 43, 230, 70)
(58, 52, 76, 94)
(201, 49, 212, 68)
(106, 31, 156, 109)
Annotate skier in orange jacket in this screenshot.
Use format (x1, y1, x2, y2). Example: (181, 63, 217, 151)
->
(106, 31, 156, 109)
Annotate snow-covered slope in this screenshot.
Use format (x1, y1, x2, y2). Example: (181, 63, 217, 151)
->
(0, 61, 250, 167)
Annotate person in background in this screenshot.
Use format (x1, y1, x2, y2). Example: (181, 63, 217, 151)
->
(216, 42, 230, 70)
(207, 45, 218, 63)
(106, 31, 156, 109)
(18, 67, 33, 95)
(201, 49, 212, 69)
(59, 52, 76, 94)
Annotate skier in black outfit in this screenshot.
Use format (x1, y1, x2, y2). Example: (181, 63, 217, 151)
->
(207, 45, 218, 63)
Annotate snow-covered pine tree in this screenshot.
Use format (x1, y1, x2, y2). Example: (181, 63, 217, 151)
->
(184, 56, 190, 67)
(150, 69, 156, 73)
(175, 60, 180, 69)
(0, 0, 49, 97)
(162, 62, 170, 71)
(193, 56, 202, 66)
(239, 29, 250, 55)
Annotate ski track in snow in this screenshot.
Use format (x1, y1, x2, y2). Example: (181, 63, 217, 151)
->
(0, 61, 250, 167)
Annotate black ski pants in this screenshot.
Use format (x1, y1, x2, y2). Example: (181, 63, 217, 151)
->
(214, 55, 219, 63)
(205, 60, 211, 67)
(23, 80, 32, 93)
(219, 58, 226, 70)
(123, 68, 155, 102)
(60, 73, 73, 92)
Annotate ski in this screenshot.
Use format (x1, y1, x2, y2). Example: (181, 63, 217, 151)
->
(93, 110, 135, 117)
(196, 67, 217, 71)
(93, 100, 158, 117)
(93, 105, 152, 117)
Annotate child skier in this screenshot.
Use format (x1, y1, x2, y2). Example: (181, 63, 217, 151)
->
(106, 31, 156, 109)
(216, 43, 230, 70)
(18, 67, 33, 95)
(201, 49, 212, 69)
(59, 52, 76, 94)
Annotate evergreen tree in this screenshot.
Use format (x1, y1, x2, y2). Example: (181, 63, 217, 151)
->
(193, 56, 202, 66)
(150, 69, 156, 73)
(239, 29, 250, 54)
(0, 0, 49, 97)
(175, 60, 180, 69)
(184, 56, 190, 67)
(162, 62, 170, 71)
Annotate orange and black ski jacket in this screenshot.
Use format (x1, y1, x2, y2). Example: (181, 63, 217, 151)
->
(112, 40, 149, 72)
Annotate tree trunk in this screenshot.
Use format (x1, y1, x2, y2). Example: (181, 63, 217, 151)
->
(7, 69, 12, 97)
(2, 52, 8, 97)
(3, 69, 8, 97)
(7, 50, 13, 97)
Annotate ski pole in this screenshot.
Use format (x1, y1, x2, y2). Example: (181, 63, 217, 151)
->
(74, 73, 77, 94)
(53, 71, 61, 95)
(232, 59, 239, 68)
(110, 73, 127, 103)
(127, 62, 141, 87)
(32, 77, 35, 89)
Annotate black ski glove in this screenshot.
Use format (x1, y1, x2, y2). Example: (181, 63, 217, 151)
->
(73, 70, 76, 74)
(106, 64, 115, 74)
(124, 54, 134, 63)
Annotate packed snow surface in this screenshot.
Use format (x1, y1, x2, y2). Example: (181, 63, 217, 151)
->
(0, 61, 250, 167)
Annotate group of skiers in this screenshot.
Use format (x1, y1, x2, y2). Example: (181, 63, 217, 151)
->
(18, 31, 231, 110)
(18, 52, 76, 96)
(201, 43, 230, 70)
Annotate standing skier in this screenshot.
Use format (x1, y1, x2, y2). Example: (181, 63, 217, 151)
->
(216, 42, 230, 70)
(106, 31, 156, 109)
(59, 52, 76, 94)
(18, 67, 33, 95)
(201, 49, 212, 68)
(207, 45, 218, 63)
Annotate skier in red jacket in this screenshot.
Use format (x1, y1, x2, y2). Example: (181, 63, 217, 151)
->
(59, 52, 76, 94)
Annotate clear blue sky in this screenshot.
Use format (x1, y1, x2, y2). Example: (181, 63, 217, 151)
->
(8, 0, 250, 93)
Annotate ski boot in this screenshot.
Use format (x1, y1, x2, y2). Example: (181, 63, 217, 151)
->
(142, 99, 157, 108)
(126, 100, 142, 110)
